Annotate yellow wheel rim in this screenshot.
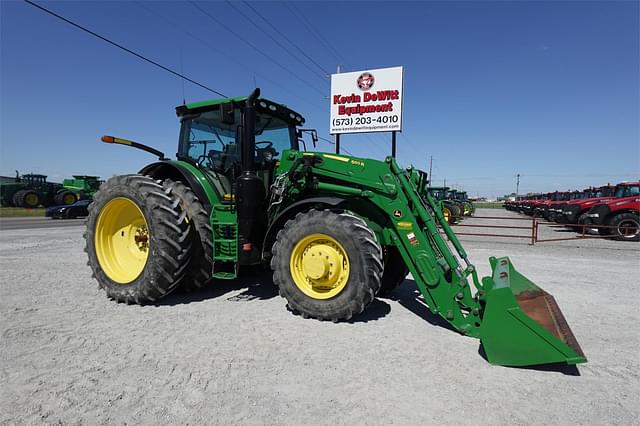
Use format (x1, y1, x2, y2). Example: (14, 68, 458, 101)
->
(95, 197, 150, 284)
(63, 193, 77, 204)
(443, 207, 451, 223)
(25, 193, 38, 206)
(290, 233, 350, 299)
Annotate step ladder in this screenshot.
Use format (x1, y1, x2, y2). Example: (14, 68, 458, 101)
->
(211, 214, 238, 280)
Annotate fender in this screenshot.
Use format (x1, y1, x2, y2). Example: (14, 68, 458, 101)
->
(139, 161, 214, 212)
(262, 196, 347, 259)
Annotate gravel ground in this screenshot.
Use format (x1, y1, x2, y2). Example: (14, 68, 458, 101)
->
(1, 209, 638, 425)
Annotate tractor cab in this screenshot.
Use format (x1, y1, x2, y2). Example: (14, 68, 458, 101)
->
(613, 182, 640, 198)
(22, 174, 48, 186)
(427, 186, 449, 200)
(176, 95, 309, 198)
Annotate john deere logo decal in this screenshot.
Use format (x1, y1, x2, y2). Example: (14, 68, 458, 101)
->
(357, 72, 375, 90)
(393, 209, 402, 218)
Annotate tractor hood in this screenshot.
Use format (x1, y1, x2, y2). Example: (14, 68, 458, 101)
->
(277, 150, 398, 196)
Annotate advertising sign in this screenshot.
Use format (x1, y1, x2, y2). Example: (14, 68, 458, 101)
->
(330, 66, 403, 134)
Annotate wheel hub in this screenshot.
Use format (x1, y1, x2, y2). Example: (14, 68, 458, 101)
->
(290, 234, 350, 299)
(25, 193, 38, 206)
(64, 193, 76, 204)
(95, 197, 150, 284)
(618, 219, 639, 237)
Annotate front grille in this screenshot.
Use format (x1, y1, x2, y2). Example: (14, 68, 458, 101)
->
(586, 204, 610, 225)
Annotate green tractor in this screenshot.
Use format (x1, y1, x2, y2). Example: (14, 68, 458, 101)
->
(85, 89, 586, 367)
(426, 186, 463, 224)
(450, 190, 475, 216)
(62, 175, 103, 200)
(0, 172, 76, 208)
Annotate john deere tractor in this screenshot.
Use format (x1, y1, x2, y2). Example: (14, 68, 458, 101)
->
(426, 186, 463, 224)
(85, 89, 586, 367)
(451, 190, 475, 216)
(62, 175, 103, 200)
(0, 172, 76, 207)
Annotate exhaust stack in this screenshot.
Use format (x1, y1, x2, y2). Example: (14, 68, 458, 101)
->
(237, 88, 265, 251)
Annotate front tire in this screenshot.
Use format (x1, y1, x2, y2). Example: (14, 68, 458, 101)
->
(271, 210, 383, 321)
(84, 175, 192, 304)
(443, 206, 453, 224)
(609, 212, 640, 242)
(55, 190, 77, 206)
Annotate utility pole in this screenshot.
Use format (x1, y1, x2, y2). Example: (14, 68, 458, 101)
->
(428, 156, 433, 188)
(444, 178, 446, 187)
(516, 173, 520, 201)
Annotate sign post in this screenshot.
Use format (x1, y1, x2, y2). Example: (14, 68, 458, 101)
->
(330, 66, 404, 157)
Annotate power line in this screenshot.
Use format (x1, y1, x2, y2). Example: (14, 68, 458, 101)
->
(134, 1, 324, 113)
(242, 1, 330, 76)
(317, 135, 353, 155)
(22, 0, 227, 98)
(227, 1, 327, 83)
(283, 2, 352, 70)
(190, 1, 326, 96)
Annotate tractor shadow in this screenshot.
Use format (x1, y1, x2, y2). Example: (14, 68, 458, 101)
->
(384, 279, 457, 333)
(158, 267, 392, 322)
(157, 267, 278, 306)
(477, 346, 581, 376)
(348, 298, 391, 323)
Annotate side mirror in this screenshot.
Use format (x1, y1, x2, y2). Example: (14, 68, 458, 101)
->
(297, 128, 318, 149)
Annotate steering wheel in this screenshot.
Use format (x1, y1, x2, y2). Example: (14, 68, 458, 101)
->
(255, 141, 278, 165)
(255, 140, 273, 150)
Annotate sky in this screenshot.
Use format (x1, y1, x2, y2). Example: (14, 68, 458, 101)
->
(1, 0, 638, 199)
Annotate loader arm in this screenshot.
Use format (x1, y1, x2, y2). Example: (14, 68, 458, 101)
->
(274, 151, 586, 366)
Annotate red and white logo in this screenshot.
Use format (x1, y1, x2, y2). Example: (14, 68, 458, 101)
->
(357, 72, 374, 90)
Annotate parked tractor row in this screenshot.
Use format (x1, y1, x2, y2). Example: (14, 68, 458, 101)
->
(421, 185, 474, 224)
(0, 172, 102, 208)
(504, 182, 640, 241)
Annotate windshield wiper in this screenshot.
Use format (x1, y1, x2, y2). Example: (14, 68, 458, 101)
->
(256, 117, 273, 135)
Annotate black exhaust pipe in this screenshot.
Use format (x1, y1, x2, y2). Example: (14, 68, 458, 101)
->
(241, 88, 260, 172)
(237, 88, 265, 253)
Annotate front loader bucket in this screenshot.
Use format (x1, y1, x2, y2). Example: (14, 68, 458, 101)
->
(480, 257, 587, 367)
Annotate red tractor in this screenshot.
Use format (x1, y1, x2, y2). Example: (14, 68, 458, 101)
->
(534, 191, 572, 220)
(554, 185, 616, 227)
(513, 193, 547, 216)
(585, 182, 640, 241)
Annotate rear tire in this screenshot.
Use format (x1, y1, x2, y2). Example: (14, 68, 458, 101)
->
(15, 190, 41, 208)
(608, 212, 640, 242)
(162, 179, 213, 292)
(84, 174, 192, 304)
(12, 190, 25, 207)
(378, 246, 408, 297)
(450, 204, 462, 220)
(271, 210, 383, 321)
